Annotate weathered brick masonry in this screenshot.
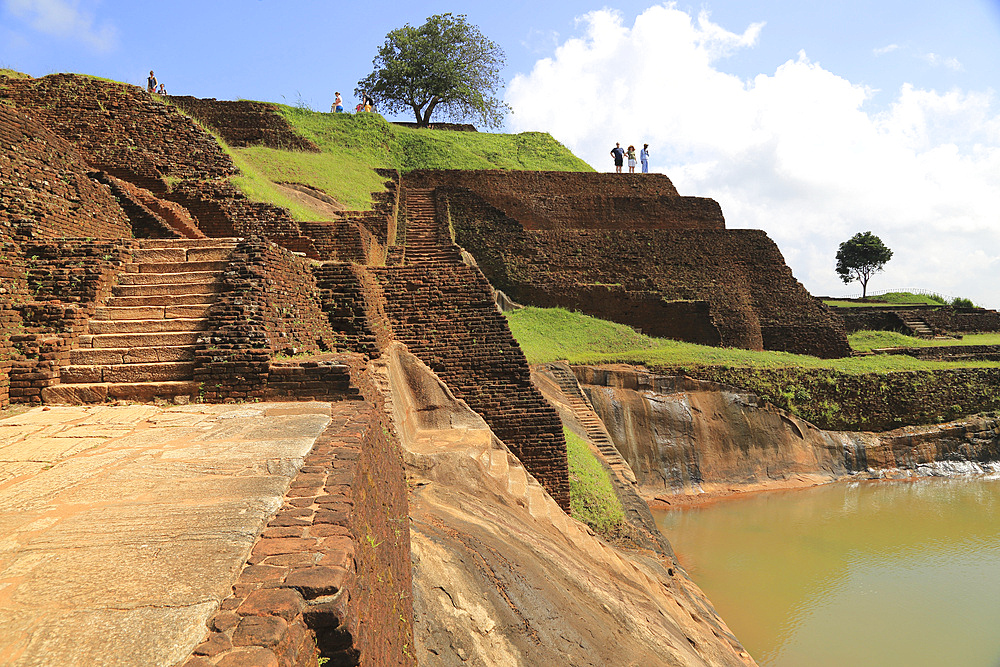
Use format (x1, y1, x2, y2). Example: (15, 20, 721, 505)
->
(442, 186, 851, 358)
(169, 96, 320, 151)
(371, 263, 570, 509)
(313, 264, 395, 360)
(405, 168, 727, 230)
(833, 305, 1000, 335)
(183, 389, 414, 667)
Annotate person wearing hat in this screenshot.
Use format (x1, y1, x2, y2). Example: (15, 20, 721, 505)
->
(332, 92, 344, 113)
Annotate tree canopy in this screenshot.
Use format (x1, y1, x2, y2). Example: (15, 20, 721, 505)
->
(835, 231, 893, 298)
(357, 13, 510, 129)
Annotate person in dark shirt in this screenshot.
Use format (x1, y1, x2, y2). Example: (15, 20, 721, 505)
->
(147, 71, 157, 94)
(610, 142, 625, 173)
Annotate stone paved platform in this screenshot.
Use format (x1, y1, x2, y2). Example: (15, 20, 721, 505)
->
(0, 402, 334, 666)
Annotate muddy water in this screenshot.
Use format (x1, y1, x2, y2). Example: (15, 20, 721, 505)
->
(653, 478, 1000, 667)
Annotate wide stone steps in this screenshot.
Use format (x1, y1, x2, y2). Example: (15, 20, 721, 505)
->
(52, 238, 237, 404)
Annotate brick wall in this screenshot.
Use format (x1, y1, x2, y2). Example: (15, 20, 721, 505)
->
(184, 392, 414, 667)
(169, 97, 319, 151)
(0, 74, 236, 188)
(0, 104, 132, 240)
(445, 189, 851, 357)
(7, 239, 134, 404)
(313, 264, 395, 359)
(405, 169, 728, 230)
(833, 306, 1000, 335)
(371, 263, 570, 509)
(195, 240, 339, 402)
(0, 241, 29, 408)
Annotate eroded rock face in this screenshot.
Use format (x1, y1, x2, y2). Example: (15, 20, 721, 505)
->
(575, 365, 1000, 498)
(374, 344, 756, 667)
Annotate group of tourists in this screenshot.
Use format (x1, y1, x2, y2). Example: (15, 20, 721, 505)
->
(146, 71, 166, 96)
(610, 142, 650, 173)
(331, 91, 375, 114)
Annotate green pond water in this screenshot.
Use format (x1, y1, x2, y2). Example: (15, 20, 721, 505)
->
(653, 477, 1000, 667)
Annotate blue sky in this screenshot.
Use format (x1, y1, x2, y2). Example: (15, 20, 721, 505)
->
(3, 1, 999, 307)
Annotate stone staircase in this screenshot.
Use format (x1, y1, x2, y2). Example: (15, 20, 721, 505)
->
(402, 188, 461, 265)
(46, 238, 237, 404)
(542, 362, 637, 484)
(903, 316, 934, 338)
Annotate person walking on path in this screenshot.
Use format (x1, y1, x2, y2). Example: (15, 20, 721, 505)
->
(640, 143, 650, 173)
(332, 92, 344, 113)
(146, 71, 157, 94)
(627, 145, 637, 173)
(610, 143, 625, 173)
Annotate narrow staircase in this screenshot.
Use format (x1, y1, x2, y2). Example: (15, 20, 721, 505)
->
(543, 362, 637, 484)
(53, 238, 237, 404)
(402, 188, 461, 265)
(902, 316, 934, 338)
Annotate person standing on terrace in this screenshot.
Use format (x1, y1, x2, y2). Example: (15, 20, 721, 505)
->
(610, 142, 625, 173)
(640, 143, 650, 173)
(627, 145, 637, 173)
(332, 92, 344, 113)
(147, 71, 157, 94)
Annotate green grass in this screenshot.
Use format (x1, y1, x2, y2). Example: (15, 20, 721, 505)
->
(824, 292, 947, 307)
(0, 68, 30, 79)
(565, 428, 626, 536)
(849, 330, 1000, 352)
(227, 106, 593, 216)
(505, 306, 1000, 373)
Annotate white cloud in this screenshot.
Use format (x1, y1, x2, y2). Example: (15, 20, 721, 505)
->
(920, 52, 964, 71)
(507, 6, 1000, 308)
(874, 43, 899, 56)
(4, 0, 116, 52)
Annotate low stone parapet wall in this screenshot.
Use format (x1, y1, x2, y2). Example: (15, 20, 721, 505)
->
(183, 395, 414, 667)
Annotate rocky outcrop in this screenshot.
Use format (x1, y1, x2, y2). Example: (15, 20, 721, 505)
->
(575, 364, 1000, 500)
(374, 343, 756, 667)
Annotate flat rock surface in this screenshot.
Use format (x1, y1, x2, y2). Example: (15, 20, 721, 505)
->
(0, 402, 333, 667)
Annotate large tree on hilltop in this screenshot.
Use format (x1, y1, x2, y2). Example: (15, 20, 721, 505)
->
(357, 13, 510, 129)
(835, 231, 893, 298)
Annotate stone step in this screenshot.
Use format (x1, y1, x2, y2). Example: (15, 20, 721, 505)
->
(60, 362, 196, 384)
(88, 318, 209, 335)
(70, 346, 195, 365)
(118, 271, 221, 286)
(80, 331, 203, 348)
(126, 260, 229, 274)
(108, 294, 219, 307)
(138, 238, 239, 249)
(41, 381, 200, 405)
(93, 304, 212, 320)
(133, 247, 235, 264)
(113, 283, 222, 297)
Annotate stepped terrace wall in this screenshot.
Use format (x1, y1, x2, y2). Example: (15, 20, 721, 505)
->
(0, 74, 236, 190)
(404, 169, 725, 230)
(169, 96, 319, 151)
(313, 264, 395, 359)
(0, 104, 132, 240)
(446, 189, 851, 357)
(196, 240, 340, 402)
(8, 239, 134, 404)
(833, 305, 1000, 335)
(371, 263, 570, 509)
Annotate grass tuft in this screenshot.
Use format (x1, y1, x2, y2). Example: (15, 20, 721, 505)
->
(565, 428, 626, 536)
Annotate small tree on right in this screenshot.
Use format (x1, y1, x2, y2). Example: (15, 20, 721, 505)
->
(835, 231, 893, 298)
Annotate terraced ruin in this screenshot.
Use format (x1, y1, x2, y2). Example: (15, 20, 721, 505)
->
(2, 72, 999, 666)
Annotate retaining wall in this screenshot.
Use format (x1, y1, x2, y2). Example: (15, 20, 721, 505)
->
(834, 306, 1000, 334)
(446, 188, 850, 357)
(371, 263, 570, 509)
(405, 169, 727, 231)
(0, 103, 132, 240)
(169, 97, 319, 151)
(184, 393, 414, 667)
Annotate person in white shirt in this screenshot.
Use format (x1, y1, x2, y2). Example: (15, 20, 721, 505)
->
(640, 144, 650, 173)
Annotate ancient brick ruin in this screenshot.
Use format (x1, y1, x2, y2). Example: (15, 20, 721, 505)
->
(0, 71, 868, 664)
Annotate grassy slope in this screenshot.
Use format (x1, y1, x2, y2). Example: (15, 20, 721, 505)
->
(565, 428, 625, 536)
(233, 107, 592, 216)
(506, 307, 1000, 373)
(823, 292, 947, 307)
